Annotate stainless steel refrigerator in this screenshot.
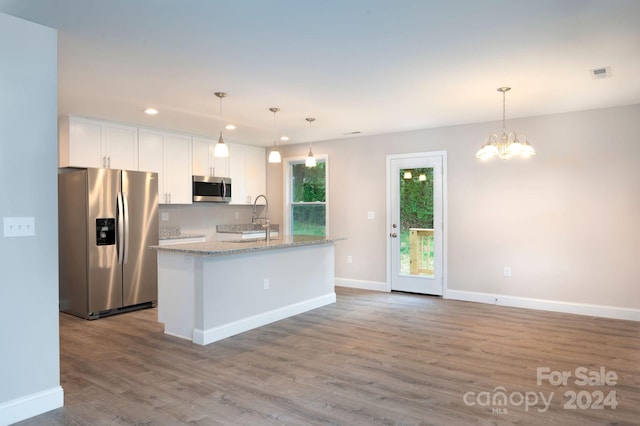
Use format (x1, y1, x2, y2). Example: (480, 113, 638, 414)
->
(58, 168, 159, 319)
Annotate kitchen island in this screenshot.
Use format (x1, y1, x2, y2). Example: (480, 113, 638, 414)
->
(153, 235, 343, 345)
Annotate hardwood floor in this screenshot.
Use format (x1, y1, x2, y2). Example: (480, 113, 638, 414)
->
(17, 288, 640, 425)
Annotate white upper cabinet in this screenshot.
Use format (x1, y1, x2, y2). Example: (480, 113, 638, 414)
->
(192, 136, 229, 177)
(139, 128, 192, 204)
(58, 116, 266, 207)
(59, 116, 138, 170)
(245, 145, 267, 205)
(228, 144, 266, 205)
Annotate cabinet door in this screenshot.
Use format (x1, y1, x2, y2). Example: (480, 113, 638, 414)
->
(192, 137, 212, 176)
(245, 145, 266, 204)
(228, 144, 247, 204)
(213, 153, 229, 178)
(164, 133, 192, 204)
(67, 117, 104, 168)
(193, 136, 230, 177)
(105, 123, 138, 170)
(138, 129, 165, 201)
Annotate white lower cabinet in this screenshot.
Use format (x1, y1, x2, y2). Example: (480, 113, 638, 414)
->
(138, 128, 192, 204)
(228, 144, 266, 205)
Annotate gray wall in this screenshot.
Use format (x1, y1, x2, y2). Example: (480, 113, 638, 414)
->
(266, 104, 640, 311)
(0, 12, 62, 424)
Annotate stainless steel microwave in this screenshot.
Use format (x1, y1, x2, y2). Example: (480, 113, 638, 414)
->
(192, 176, 231, 203)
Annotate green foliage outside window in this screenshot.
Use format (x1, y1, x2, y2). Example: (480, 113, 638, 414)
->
(292, 161, 326, 236)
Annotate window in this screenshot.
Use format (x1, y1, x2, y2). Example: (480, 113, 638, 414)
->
(285, 156, 328, 236)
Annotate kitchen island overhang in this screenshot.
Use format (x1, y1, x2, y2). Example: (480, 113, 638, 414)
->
(153, 236, 344, 345)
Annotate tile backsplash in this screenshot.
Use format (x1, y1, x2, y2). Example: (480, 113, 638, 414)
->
(158, 203, 264, 241)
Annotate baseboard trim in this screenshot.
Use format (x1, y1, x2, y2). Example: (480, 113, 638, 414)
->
(446, 290, 640, 321)
(0, 386, 63, 426)
(193, 293, 337, 345)
(335, 277, 388, 292)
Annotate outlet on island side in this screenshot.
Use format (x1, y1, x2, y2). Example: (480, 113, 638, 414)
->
(263, 278, 270, 290)
(503, 266, 512, 277)
(347, 255, 352, 264)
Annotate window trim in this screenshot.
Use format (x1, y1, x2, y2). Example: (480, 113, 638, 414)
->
(283, 154, 329, 236)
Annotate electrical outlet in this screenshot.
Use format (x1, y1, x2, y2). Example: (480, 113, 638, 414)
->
(263, 278, 270, 290)
(347, 255, 353, 264)
(504, 266, 512, 277)
(3, 217, 36, 237)
(234, 212, 240, 220)
(367, 211, 375, 220)
(161, 212, 169, 221)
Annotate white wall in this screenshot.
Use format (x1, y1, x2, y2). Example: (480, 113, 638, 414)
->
(267, 104, 640, 318)
(0, 13, 62, 425)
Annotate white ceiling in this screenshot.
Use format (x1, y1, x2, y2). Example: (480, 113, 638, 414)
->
(1, 0, 639, 146)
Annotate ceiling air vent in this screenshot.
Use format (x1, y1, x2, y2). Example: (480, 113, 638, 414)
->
(590, 66, 611, 79)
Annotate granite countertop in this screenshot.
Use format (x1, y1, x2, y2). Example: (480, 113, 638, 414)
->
(159, 234, 206, 241)
(159, 226, 205, 241)
(216, 223, 280, 234)
(152, 235, 345, 257)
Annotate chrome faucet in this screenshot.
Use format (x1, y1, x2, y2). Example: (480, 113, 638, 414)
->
(252, 194, 271, 242)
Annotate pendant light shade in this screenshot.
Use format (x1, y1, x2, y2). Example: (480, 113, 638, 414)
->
(305, 117, 316, 167)
(214, 131, 228, 157)
(268, 107, 282, 163)
(214, 92, 230, 158)
(476, 87, 535, 160)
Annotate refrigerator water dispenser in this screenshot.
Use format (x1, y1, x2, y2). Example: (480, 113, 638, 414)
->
(96, 218, 115, 246)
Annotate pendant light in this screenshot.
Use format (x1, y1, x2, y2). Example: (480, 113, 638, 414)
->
(476, 87, 535, 160)
(268, 107, 282, 163)
(305, 117, 316, 167)
(214, 92, 229, 158)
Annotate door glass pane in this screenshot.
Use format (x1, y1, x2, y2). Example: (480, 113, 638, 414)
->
(291, 160, 326, 236)
(399, 168, 434, 277)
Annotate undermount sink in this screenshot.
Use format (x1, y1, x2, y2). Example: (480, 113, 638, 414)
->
(229, 237, 279, 243)
(216, 223, 279, 242)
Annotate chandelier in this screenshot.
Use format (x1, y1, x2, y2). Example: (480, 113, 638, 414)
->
(476, 87, 535, 160)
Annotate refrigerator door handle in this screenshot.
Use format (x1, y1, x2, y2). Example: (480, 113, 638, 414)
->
(117, 192, 125, 264)
(122, 192, 130, 264)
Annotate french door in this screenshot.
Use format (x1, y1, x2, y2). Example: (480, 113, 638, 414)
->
(387, 152, 445, 295)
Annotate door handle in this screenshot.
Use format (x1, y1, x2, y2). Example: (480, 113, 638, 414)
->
(390, 232, 397, 238)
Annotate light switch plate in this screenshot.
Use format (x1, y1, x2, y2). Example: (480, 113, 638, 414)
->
(3, 217, 36, 237)
(367, 211, 375, 220)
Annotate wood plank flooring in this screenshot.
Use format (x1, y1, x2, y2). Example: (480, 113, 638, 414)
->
(16, 288, 640, 425)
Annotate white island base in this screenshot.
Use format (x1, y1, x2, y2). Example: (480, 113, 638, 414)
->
(156, 240, 337, 345)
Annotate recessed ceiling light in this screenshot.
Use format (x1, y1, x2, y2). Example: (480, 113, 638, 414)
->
(280, 136, 289, 141)
(225, 124, 236, 130)
(144, 108, 159, 115)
